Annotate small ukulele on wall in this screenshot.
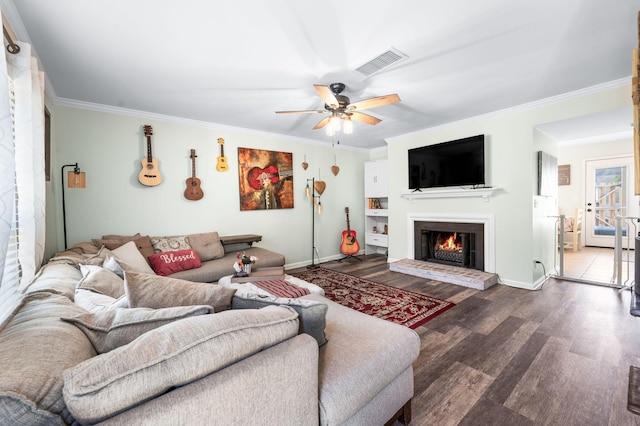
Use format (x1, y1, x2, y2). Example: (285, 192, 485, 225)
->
(138, 125, 162, 186)
(185, 149, 204, 201)
(216, 137, 229, 172)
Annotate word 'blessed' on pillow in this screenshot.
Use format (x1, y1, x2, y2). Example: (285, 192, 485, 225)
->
(148, 249, 202, 276)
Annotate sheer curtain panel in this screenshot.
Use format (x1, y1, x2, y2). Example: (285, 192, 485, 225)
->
(0, 13, 46, 323)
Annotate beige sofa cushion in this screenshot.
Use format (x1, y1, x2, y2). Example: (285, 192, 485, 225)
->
(82, 245, 113, 266)
(125, 272, 236, 312)
(23, 263, 83, 300)
(61, 305, 213, 353)
(0, 293, 95, 425)
(303, 293, 421, 425)
(78, 265, 125, 298)
(63, 306, 299, 424)
(187, 231, 224, 261)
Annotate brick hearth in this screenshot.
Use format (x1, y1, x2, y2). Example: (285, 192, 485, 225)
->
(389, 258, 498, 290)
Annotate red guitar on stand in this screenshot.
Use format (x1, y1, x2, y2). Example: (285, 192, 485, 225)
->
(340, 207, 361, 259)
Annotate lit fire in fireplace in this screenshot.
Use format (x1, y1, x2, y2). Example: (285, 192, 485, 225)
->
(437, 232, 461, 253)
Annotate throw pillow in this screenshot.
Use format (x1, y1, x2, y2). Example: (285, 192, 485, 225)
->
(232, 293, 328, 346)
(111, 241, 155, 275)
(78, 264, 125, 298)
(151, 236, 191, 253)
(82, 246, 113, 266)
(61, 305, 213, 353)
(75, 288, 128, 313)
(63, 306, 298, 424)
(125, 272, 236, 312)
(148, 249, 202, 276)
(187, 231, 225, 261)
(103, 256, 125, 278)
(92, 235, 155, 260)
(101, 233, 141, 240)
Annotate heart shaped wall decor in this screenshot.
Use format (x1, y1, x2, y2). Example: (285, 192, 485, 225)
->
(331, 165, 340, 176)
(313, 181, 326, 195)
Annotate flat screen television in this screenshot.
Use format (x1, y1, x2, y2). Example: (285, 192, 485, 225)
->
(408, 135, 485, 190)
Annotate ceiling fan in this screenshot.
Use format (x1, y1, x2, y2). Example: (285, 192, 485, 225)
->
(275, 83, 400, 133)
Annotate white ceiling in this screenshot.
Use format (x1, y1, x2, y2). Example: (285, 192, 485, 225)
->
(4, 0, 638, 149)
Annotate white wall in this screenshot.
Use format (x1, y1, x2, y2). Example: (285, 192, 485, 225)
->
(387, 83, 631, 289)
(46, 83, 632, 286)
(47, 105, 369, 267)
(532, 129, 559, 284)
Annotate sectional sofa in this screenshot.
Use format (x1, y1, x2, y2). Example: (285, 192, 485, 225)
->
(0, 232, 421, 425)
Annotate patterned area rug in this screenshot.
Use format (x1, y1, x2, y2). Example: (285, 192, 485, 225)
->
(290, 267, 455, 329)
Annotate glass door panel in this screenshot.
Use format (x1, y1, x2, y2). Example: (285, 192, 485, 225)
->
(585, 157, 637, 248)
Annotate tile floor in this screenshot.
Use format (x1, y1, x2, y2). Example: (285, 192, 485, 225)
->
(560, 246, 636, 285)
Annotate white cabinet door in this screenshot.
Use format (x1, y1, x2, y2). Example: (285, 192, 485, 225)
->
(364, 160, 388, 197)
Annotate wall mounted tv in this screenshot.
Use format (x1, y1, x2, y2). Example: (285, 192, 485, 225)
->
(408, 134, 485, 190)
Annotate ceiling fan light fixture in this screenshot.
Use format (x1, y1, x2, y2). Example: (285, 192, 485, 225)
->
(343, 117, 353, 134)
(329, 114, 341, 131)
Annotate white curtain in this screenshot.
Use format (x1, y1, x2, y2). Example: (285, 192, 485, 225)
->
(0, 36, 14, 290)
(11, 46, 46, 291)
(0, 14, 46, 318)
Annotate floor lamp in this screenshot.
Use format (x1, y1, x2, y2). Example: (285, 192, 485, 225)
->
(306, 178, 322, 269)
(61, 163, 86, 249)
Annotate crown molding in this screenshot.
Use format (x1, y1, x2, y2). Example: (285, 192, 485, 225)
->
(54, 97, 368, 152)
(557, 130, 633, 147)
(387, 78, 631, 144)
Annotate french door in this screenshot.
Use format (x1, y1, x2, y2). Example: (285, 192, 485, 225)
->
(584, 156, 638, 248)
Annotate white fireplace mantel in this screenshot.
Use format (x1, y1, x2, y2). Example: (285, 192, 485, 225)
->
(401, 187, 499, 201)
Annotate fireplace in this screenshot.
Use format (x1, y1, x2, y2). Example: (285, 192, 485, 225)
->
(414, 221, 484, 271)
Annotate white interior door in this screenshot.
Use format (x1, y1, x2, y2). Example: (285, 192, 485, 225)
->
(584, 156, 638, 248)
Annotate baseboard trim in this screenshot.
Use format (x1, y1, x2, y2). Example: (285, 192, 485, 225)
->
(497, 277, 537, 290)
(285, 251, 365, 270)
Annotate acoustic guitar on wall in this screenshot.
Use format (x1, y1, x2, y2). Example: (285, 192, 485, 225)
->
(184, 149, 204, 201)
(340, 207, 360, 256)
(216, 137, 229, 172)
(138, 125, 162, 186)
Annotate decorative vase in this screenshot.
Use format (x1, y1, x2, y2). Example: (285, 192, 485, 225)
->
(242, 263, 252, 274)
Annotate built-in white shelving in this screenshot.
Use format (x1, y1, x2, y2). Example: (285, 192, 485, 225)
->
(364, 160, 388, 255)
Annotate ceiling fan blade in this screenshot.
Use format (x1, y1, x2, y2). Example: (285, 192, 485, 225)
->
(275, 109, 326, 114)
(350, 112, 382, 126)
(313, 116, 331, 130)
(348, 94, 400, 111)
(314, 84, 339, 109)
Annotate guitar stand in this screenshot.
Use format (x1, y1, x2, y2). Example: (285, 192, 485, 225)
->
(338, 254, 362, 262)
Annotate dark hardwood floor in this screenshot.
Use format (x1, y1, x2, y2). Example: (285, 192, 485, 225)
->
(290, 254, 640, 426)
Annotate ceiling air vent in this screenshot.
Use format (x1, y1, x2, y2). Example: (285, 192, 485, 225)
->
(355, 48, 408, 77)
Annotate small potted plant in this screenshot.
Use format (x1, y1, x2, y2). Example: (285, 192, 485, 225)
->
(233, 252, 258, 275)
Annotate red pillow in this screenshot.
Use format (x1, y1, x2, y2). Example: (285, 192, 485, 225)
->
(148, 249, 202, 276)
